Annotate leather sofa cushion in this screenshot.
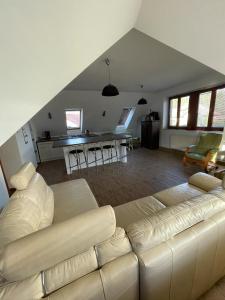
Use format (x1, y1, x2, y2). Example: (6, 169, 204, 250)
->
(209, 186, 225, 201)
(99, 253, 139, 300)
(39, 186, 54, 229)
(44, 247, 98, 294)
(47, 253, 139, 300)
(95, 227, 132, 267)
(44, 228, 134, 297)
(189, 172, 222, 192)
(51, 179, 98, 223)
(114, 196, 165, 229)
(0, 173, 54, 246)
(126, 194, 225, 253)
(47, 271, 105, 300)
(9, 162, 36, 190)
(0, 274, 43, 300)
(137, 210, 225, 300)
(153, 182, 205, 206)
(0, 206, 116, 282)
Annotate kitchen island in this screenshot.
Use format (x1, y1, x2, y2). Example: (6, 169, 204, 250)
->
(53, 133, 131, 174)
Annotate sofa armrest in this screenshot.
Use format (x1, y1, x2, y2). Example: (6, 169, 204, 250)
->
(189, 172, 221, 192)
(0, 206, 116, 282)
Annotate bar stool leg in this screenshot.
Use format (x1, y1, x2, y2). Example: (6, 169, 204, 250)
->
(77, 152, 82, 172)
(74, 152, 80, 172)
(83, 145, 88, 168)
(114, 140, 119, 162)
(68, 151, 72, 174)
(110, 146, 113, 163)
(94, 150, 97, 167)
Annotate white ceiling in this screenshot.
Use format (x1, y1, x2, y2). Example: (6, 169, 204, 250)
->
(66, 29, 221, 93)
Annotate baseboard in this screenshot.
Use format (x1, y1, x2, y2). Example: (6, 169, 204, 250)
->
(159, 147, 184, 154)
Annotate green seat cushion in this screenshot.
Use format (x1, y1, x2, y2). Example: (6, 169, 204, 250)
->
(190, 147, 208, 155)
(186, 153, 205, 161)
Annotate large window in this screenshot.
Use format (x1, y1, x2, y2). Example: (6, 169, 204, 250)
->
(169, 95, 190, 128)
(212, 88, 225, 128)
(168, 85, 225, 130)
(197, 91, 211, 127)
(65, 109, 81, 130)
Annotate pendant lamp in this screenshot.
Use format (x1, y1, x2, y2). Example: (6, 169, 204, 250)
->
(138, 85, 148, 105)
(102, 58, 119, 97)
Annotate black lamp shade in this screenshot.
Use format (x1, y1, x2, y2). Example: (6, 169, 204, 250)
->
(102, 84, 119, 97)
(138, 97, 147, 105)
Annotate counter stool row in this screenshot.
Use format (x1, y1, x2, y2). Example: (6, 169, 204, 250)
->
(68, 140, 132, 173)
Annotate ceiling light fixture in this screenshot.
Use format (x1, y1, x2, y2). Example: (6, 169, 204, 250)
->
(137, 85, 148, 105)
(102, 58, 119, 97)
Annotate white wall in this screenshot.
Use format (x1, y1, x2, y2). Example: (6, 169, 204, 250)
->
(0, 123, 37, 186)
(0, 0, 141, 146)
(0, 166, 9, 208)
(136, 0, 225, 75)
(31, 90, 153, 138)
(150, 72, 225, 149)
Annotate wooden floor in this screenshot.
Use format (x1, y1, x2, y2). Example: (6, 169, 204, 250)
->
(37, 148, 201, 207)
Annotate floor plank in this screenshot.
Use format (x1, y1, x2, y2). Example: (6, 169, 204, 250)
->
(37, 148, 201, 207)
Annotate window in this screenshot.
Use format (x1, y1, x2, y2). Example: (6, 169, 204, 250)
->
(118, 107, 135, 128)
(169, 95, 190, 128)
(169, 98, 178, 126)
(212, 88, 225, 128)
(197, 91, 211, 127)
(168, 84, 225, 130)
(65, 109, 81, 130)
(179, 96, 189, 126)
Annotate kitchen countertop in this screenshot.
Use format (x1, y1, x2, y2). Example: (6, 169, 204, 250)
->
(37, 134, 98, 143)
(53, 133, 131, 148)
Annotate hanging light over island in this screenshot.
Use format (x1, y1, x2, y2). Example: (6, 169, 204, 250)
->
(137, 84, 148, 105)
(102, 58, 119, 97)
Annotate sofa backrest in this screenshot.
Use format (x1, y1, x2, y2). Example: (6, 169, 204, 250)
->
(0, 205, 137, 300)
(127, 193, 225, 253)
(0, 162, 54, 247)
(126, 189, 225, 300)
(196, 132, 222, 154)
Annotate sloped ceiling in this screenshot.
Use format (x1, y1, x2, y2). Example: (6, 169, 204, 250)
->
(136, 0, 225, 76)
(66, 29, 218, 93)
(1, 0, 225, 146)
(0, 0, 141, 146)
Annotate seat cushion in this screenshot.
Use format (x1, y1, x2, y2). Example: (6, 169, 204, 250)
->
(186, 152, 205, 160)
(51, 179, 98, 223)
(153, 182, 205, 206)
(114, 196, 165, 229)
(47, 271, 105, 300)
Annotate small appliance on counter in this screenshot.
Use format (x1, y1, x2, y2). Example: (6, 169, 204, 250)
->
(145, 111, 160, 121)
(44, 131, 51, 140)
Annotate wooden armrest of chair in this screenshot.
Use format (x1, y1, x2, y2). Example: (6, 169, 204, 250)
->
(185, 145, 196, 154)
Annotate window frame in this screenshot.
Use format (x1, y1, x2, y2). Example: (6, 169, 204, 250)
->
(168, 93, 191, 129)
(65, 109, 82, 130)
(117, 107, 135, 129)
(168, 84, 225, 131)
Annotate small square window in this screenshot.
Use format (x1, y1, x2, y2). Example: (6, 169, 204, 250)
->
(65, 110, 81, 130)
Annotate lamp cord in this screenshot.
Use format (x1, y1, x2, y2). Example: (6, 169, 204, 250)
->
(105, 58, 111, 84)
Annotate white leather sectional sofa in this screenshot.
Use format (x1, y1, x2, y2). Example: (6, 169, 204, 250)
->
(0, 162, 225, 300)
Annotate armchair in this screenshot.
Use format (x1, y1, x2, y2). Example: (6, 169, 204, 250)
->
(183, 133, 222, 171)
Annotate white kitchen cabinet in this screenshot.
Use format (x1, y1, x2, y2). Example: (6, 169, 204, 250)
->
(37, 141, 64, 162)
